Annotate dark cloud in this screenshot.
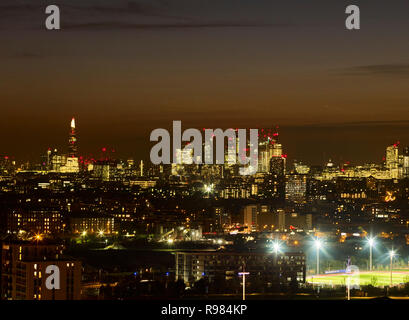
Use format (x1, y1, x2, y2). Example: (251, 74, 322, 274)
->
(0, 1, 185, 30)
(63, 1, 190, 21)
(80, 1, 170, 15)
(0, 1, 163, 14)
(0, 1, 290, 31)
(62, 21, 287, 30)
(0, 3, 39, 12)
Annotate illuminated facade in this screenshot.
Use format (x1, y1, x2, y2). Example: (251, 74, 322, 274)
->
(243, 205, 258, 232)
(285, 174, 307, 203)
(175, 250, 306, 287)
(1, 243, 81, 300)
(7, 210, 63, 235)
(403, 147, 409, 178)
(386, 144, 399, 179)
(68, 118, 77, 157)
(69, 215, 116, 234)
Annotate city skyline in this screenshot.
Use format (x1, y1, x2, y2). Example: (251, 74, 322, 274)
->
(3, 0, 409, 305)
(1, 0, 409, 165)
(3, 117, 409, 168)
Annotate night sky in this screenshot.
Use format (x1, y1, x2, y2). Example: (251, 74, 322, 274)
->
(1, 0, 409, 165)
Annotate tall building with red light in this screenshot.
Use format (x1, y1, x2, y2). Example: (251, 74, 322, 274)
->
(386, 144, 399, 179)
(68, 118, 77, 158)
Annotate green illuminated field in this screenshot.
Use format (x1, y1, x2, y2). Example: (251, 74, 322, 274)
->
(307, 271, 409, 287)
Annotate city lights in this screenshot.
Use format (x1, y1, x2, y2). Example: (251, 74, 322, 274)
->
(238, 271, 250, 301)
(204, 184, 214, 193)
(314, 239, 322, 250)
(272, 242, 281, 255)
(314, 239, 323, 275)
(389, 249, 396, 287)
(1, 0, 409, 306)
(2, 117, 409, 301)
(367, 237, 375, 271)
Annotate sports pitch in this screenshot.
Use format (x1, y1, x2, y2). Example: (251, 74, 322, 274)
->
(307, 270, 409, 287)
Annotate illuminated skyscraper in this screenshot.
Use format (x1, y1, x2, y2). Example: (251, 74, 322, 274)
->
(270, 156, 285, 177)
(58, 117, 79, 173)
(258, 139, 273, 173)
(285, 174, 307, 203)
(269, 141, 286, 176)
(257, 127, 285, 174)
(171, 147, 193, 175)
(243, 205, 258, 233)
(386, 144, 399, 179)
(68, 117, 77, 158)
(403, 146, 409, 178)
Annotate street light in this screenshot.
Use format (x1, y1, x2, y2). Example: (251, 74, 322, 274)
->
(203, 184, 214, 197)
(389, 250, 396, 287)
(314, 239, 322, 275)
(34, 233, 42, 245)
(367, 237, 375, 271)
(273, 242, 281, 255)
(238, 271, 250, 301)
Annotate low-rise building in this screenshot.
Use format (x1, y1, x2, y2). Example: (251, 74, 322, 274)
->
(175, 250, 306, 287)
(1, 242, 81, 300)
